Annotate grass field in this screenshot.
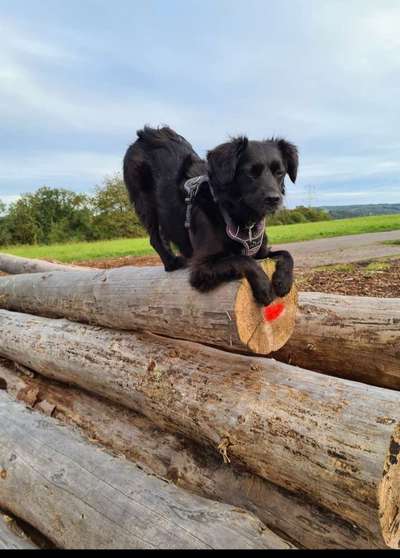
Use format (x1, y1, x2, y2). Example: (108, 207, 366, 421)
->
(1, 213, 399, 263)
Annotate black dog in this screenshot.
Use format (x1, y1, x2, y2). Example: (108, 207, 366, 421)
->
(123, 126, 298, 306)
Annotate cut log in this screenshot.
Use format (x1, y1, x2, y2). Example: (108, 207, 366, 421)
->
(0, 391, 291, 550)
(0, 310, 399, 547)
(0, 253, 93, 274)
(0, 512, 38, 549)
(2, 255, 398, 387)
(0, 261, 297, 355)
(275, 292, 400, 389)
(1, 265, 399, 385)
(0, 359, 372, 549)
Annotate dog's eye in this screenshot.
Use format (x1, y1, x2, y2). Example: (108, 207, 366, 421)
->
(270, 161, 284, 178)
(250, 164, 264, 178)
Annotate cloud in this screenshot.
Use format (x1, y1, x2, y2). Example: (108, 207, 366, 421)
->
(1, 18, 74, 61)
(0, 150, 121, 181)
(0, 1, 399, 208)
(301, 155, 400, 183)
(0, 19, 218, 144)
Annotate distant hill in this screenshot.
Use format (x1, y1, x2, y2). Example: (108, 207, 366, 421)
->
(319, 203, 400, 220)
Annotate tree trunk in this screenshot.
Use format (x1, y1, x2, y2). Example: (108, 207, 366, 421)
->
(274, 291, 400, 389)
(0, 358, 375, 549)
(0, 391, 291, 550)
(0, 310, 398, 548)
(0, 253, 93, 274)
(0, 261, 298, 355)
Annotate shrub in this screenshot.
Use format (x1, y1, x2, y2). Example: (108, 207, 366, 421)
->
(91, 175, 145, 240)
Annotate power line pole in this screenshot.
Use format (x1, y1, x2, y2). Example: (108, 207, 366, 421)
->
(306, 184, 317, 207)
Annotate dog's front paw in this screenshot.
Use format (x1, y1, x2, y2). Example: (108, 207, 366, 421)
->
(164, 256, 187, 272)
(190, 269, 213, 292)
(252, 281, 275, 306)
(272, 270, 293, 298)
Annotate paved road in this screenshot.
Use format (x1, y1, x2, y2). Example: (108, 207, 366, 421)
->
(275, 230, 400, 268)
(70, 229, 400, 271)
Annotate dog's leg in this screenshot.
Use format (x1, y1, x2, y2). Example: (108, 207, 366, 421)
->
(126, 159, 186, 272)
(158, 228, 187, 271)
(133, 191, 186, 272)
(268, 250, 294, 297)
(254, 236, 270, 260)
(135, 200, 185, 271)
(149, 226, 186, 272)
(190, 254, 274, 306)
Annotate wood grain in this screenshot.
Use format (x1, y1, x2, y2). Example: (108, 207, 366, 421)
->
(0, 310, 398, 547)
(0, 359, 373, 549)
(0, 391, 292, 549)
(0, 513, 38, 549)
(275, 292, 400, 389)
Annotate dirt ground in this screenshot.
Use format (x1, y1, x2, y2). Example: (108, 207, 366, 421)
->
(296, 259, 400, 298)
(75, 254, 400, 298)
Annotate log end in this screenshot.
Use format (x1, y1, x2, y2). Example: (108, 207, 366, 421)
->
(235, 260, 298, 355)
(379, 424, 400, 549)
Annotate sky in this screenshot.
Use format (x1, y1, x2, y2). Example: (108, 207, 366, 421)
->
(1, 0, 399, 208)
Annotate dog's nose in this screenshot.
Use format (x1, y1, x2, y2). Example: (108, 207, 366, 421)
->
(265, 196, 281, 206)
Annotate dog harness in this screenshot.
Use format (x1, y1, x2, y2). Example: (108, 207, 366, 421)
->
(183, 175, 209, 229)
(183, 176, 265, 257)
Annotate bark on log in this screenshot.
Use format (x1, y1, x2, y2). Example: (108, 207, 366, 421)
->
(0, 261, 298, 355)
(0, 311, 399, 547)
(0, 512, 38, 549)
(0, 253, 93, 274)
(1, 266, 399, 386)
(0, 359, 372, 549)
(0, 391, 291, 550)
(275, 292, 400, 389)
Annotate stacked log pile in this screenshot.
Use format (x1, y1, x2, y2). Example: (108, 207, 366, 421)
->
(0, 254, 399, 549)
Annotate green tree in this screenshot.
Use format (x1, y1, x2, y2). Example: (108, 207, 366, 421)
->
(30, 186, 93, 243)
(0, 200, 12, 245)
(5, 197, 41, 244)
(268, 206, 331, 225)
(5, 187, 93, 245)
(91, 174, 144, 239)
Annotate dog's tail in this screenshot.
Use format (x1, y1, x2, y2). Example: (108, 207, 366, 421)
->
(123, 145, 159, 240)
(124, 125, 203, 202)
(135, 126, 202, 185)
(136, 126, 192, 151)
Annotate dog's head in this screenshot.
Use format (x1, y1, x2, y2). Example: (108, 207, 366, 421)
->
(207, 137, 298, 227)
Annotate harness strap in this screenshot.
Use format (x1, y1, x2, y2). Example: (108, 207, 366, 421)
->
(183, 175, 209, 229)
(220, 207, 265, 257)
(184, 175, 265, 256)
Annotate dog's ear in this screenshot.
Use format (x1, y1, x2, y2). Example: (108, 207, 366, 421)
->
(278, 139, 299, 183)
(207, 136, 248, 186)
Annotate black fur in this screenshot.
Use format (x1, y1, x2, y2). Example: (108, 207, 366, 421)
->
(123, 126, 298, 305)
